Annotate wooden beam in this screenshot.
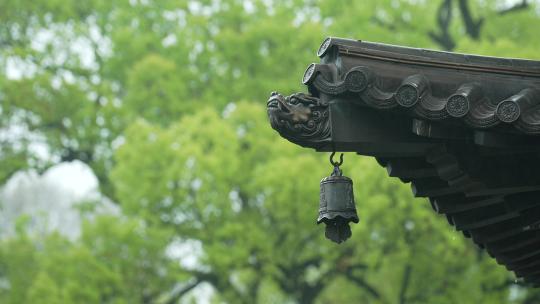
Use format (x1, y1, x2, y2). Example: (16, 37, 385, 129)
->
(386, 157, 438, 179)
(431, 195, 503, 214)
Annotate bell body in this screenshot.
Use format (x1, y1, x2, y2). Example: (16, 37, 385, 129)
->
(318, 174, 359, 243)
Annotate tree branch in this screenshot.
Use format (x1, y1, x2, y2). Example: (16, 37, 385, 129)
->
(184, 270, 250, 304)
(498, 0, 529, 15)
(457, 0, 484, 39)
(429, 0, 455, 51)
(299, 279, 325, 304)
(398, 264, 412, 304)
(165, 279, 202, 304)
(345, 264, 381, 300)
(345, 271, 382, 300)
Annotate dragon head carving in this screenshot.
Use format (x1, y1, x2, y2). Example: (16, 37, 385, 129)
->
(267, 92, 330, 146)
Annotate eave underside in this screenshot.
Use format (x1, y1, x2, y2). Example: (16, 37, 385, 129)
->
(376, 140, 540, 286)
(312, 102, 540, 286)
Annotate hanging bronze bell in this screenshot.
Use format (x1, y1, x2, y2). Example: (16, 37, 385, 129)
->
(317, 153, 359, 244)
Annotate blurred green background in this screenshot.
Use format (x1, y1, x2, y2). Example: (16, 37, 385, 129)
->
(1, 0, 540, 303)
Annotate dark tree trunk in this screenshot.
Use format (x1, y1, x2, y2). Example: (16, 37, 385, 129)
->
(429, 0, 455, 51)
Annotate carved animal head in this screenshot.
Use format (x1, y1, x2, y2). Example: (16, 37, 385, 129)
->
(267, 92, 330, 146)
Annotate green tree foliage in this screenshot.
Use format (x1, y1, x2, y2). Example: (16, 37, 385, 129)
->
(0, 217, 176, 303)
(1, 0, 540, 303)
(111, 103, 515, 303)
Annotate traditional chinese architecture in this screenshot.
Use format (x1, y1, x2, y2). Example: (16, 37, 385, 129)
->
(267, 37, 540, 286)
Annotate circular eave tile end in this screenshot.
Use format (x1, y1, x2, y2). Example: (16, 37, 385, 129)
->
(344, 69, 369, 93)
(317, 37, 332, 57)
(396, 84, 419, 108)
(496, 100, 521, 123)
(302, 63, 317, 85)
(446, 94, 470, 118)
